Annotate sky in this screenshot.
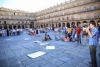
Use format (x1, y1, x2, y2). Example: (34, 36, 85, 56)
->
(0, 0, 70, 12)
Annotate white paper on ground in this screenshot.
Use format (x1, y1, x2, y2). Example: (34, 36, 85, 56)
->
(34, 41, 42, 43)
(39, 42, 49, 45)
(46, 46, 55, 49)
(27, 51, 45, 59)
(6, 38, 13, 40)
(24, 38, 30, 40)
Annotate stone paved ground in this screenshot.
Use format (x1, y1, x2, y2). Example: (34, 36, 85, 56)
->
(0, 31, 100, 67)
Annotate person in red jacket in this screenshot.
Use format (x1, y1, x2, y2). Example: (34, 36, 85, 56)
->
(76, 25, 81, 44)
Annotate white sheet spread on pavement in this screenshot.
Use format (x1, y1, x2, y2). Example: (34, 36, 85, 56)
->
(34, 41, 49, 45)
(27, 51, 45, 59)
(6, 38, 13, 40)
(39, 42, 49, 45)
(46, 46, 55, 50)
(34, 41, 42, 43)
(24, 38, 30, 40)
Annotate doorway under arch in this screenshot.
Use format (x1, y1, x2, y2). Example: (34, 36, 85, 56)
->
(4, 26, 7, 29)
(67, 22, 70, 27)
(52, 24, 54, 28)
(58, 23, 61, 27)
(62, 23, 65, 27)
(0, 26, 2, 29)
(13, 25, 16, 29)
(83, 21, 88, 27)
(77, 22, 81, 26)
(46, 24, 48, 27)
(22, 25, 24, 29)
(71, 22, 75, 27)
(18, 25, 20, 28)
(9, 25, 12, 29)
(41, 25, 43, 28)
(97, 20, 100, 27)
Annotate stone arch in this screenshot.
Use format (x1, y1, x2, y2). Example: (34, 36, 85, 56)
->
(44, 24, 45, 28)
(0, 25, 2, 29)
(4, 26, 7, 29)
(22, 25, 24, 29)
(52, 24, 54, 28)
(67, 22, 70, 27)
(77, 22, 81, 27)
(25, 25, 27, 28)
(83, 21, 88, 27)
(13, 25, 16, 29)
(56, 23, 57, 27)
(62, 23, 65, 27)
(46, 24, 48, 27)
(97, 20, 100, 27)
(9, 25, 12, 29)
(18, 25, 20, 28)
(58, 23, 61, 27)
(41, 25, 43, 28)
(71, 22, 75, 27)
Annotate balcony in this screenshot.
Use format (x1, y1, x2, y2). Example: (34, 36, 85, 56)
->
(35, 0, 99, 17)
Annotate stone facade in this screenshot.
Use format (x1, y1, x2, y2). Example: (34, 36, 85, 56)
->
(0, 7, 35, 29)
(35, 0, 100, 29)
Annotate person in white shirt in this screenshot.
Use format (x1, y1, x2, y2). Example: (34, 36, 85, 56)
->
(0, 29, 3, 36)
(13, 29, 16, 35)
(2, 29, 6, 37)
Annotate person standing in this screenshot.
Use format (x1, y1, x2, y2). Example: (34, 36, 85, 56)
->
(76, 25, 81, 44)
(2, 29, 6, 37)
(86, 21, 99, 67)
(7, 29, 9, 36)
(67, 26, 72, 38)
(71, 26, 76, 42)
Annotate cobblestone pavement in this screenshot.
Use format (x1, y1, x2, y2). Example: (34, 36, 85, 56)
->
(0, 31, 100, 67)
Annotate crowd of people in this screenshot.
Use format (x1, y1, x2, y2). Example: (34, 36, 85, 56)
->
(0, 28, 23, 37)
(0, 21, 100, 67)
(26, 21, 100, 67)
(53, 25, 100, 45)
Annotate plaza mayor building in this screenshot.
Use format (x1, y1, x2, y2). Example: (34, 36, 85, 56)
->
(35, 0, 100, 29)
(0, 0, 100, 30)
(0, 7, 35, 29)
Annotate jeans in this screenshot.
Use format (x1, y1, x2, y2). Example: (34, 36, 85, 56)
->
(77, 34, 81, 44)
(89, 45, 97, 67)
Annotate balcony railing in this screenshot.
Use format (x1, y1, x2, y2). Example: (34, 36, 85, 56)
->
(36, 7, 100, 21)
(36, 0, 99, 17)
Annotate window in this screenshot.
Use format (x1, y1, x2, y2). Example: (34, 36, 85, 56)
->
(4, 21, 6, 24)
(83, 7, 87, 11)
(62, 12, 65, 15)
(18, 22, 20, 24)
(91, 6, 95, 10)
(14, 13, 15, 15)
(67, 17, 69, 20)
(72, 16, 74, 20)
(22, 21, 24, 24)
(62, 18, 65, 20)
(66, 11, 69, 14)
(52, 20, 53, 22)
(49, 15, 50, 17)
(58, 18, 60, 21)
